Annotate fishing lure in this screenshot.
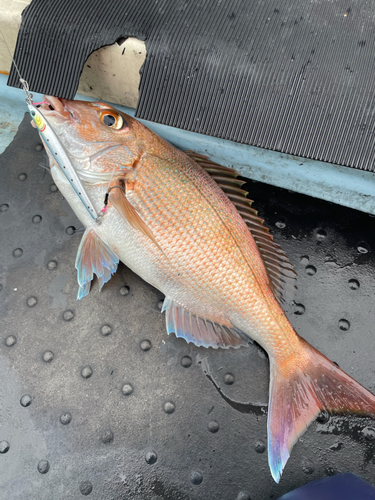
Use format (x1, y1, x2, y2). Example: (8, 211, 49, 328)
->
(1, 29, 100, 223)
(27, 97, 101, 222)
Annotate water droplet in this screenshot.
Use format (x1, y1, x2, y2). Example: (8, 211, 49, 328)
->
(190, 471, 203, 485)
(32, 215, 42, 224)
(5, 335, 17, 347)
(145, 450, 157, 464)
(257, 346, 267, 359)
(63, 310, 74, 321)
(292, 302, 305, 315)
(35, 143, 43, 151)
(362, 426, 375, 441)
(37, 460, 50, 474)
(208, 421, 219, 433)
(27, 296, 38, 307)
(316, 410, 330, 423)
(100, 324, 112, 336)
(224, 373, 235, 385)
(305, 265, 316, 276)
(65, 226, 75, 235)
(140, 339, 152, 351)
(42, 350, 54, 363)
(357, 242, 369, 254)
(181, 355, 192, 368)
(50, 184, 58, 192)
(275, 220, 286, 229)
(348, 279, 360, 290)
(254, 440, 265, 453)
(121, 383, 133, 396)
(119, 285, 130, 296)
(13, 248, 23, 258)
(338, 319, 350, 331)
(47, 260, 57, 270)
(163, 401, 175, 414)
(301, 457, 315, 474)
(236, 492, 252, 500)
(329, 442, 343, 451)
(60, 412, 72, 425)
(18, 173, 27, 181)
(101, 430, 114, 443)
(300, 255, 309, 265)
(316, 229, 327, 241)
(20, 394, 32, 407)
(0, 441, 10, 453)
(81, 366, 93, 379)
(0, 203, 9, 212)
(80, 480, 93, 495)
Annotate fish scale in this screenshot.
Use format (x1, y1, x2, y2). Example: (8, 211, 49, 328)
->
(37, 97, 375, 484)
(130, 152, 292, 347)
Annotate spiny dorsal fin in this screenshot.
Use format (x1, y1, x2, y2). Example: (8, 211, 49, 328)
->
(185, 150, 297, 304)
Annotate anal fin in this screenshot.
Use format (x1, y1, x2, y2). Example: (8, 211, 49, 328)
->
(162, 297, 249, 349)
(75, 228, 119, 299)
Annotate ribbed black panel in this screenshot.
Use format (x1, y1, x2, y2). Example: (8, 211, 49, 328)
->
(8, 0, 375, 171)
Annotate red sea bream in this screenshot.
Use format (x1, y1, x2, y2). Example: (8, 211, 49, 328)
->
(30, 97, 375, 482)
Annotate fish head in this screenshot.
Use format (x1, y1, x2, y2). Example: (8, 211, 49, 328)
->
(37, 97, 146, 175)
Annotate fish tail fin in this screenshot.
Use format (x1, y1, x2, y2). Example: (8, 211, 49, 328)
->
(268, 336, 375, 483)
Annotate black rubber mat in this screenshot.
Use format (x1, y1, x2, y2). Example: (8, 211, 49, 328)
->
(1, 115, 375, 500)
(8, 0, 375, 171)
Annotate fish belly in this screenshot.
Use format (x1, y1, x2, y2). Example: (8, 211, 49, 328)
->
(51, 156, 299, 360)
(50, 165, 175, 294)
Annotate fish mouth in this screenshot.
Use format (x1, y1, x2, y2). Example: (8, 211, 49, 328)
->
(38, 95, 72, 123)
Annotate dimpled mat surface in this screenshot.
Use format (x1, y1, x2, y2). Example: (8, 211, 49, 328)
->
(1, 115, 375, 499)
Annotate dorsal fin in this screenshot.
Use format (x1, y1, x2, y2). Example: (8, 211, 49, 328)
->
(185, 151, 297, 304)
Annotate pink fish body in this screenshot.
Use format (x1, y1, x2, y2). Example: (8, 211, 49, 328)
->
(37, 97, 375, 482)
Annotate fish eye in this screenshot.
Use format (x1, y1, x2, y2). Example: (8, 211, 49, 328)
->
(100, 111, 124, 130)
(103, 115, 116, 126)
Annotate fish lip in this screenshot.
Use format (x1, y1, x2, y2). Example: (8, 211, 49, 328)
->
(39, 95, 71, 122)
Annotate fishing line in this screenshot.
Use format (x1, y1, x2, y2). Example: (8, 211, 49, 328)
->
(1, 30, 49, 108)
(0, 28, 33, 103)
(106, 166, 116, 193)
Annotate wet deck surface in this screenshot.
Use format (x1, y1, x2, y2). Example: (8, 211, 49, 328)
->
(1, 115, 375, 499)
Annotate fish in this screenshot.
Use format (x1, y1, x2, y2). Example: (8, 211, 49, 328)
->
(30, 96, 375, 483)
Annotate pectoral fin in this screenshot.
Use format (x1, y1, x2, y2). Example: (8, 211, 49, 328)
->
(75, 228, 119, 299)
(162, 297, 250, 349)
(109, 187, 162, 252)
